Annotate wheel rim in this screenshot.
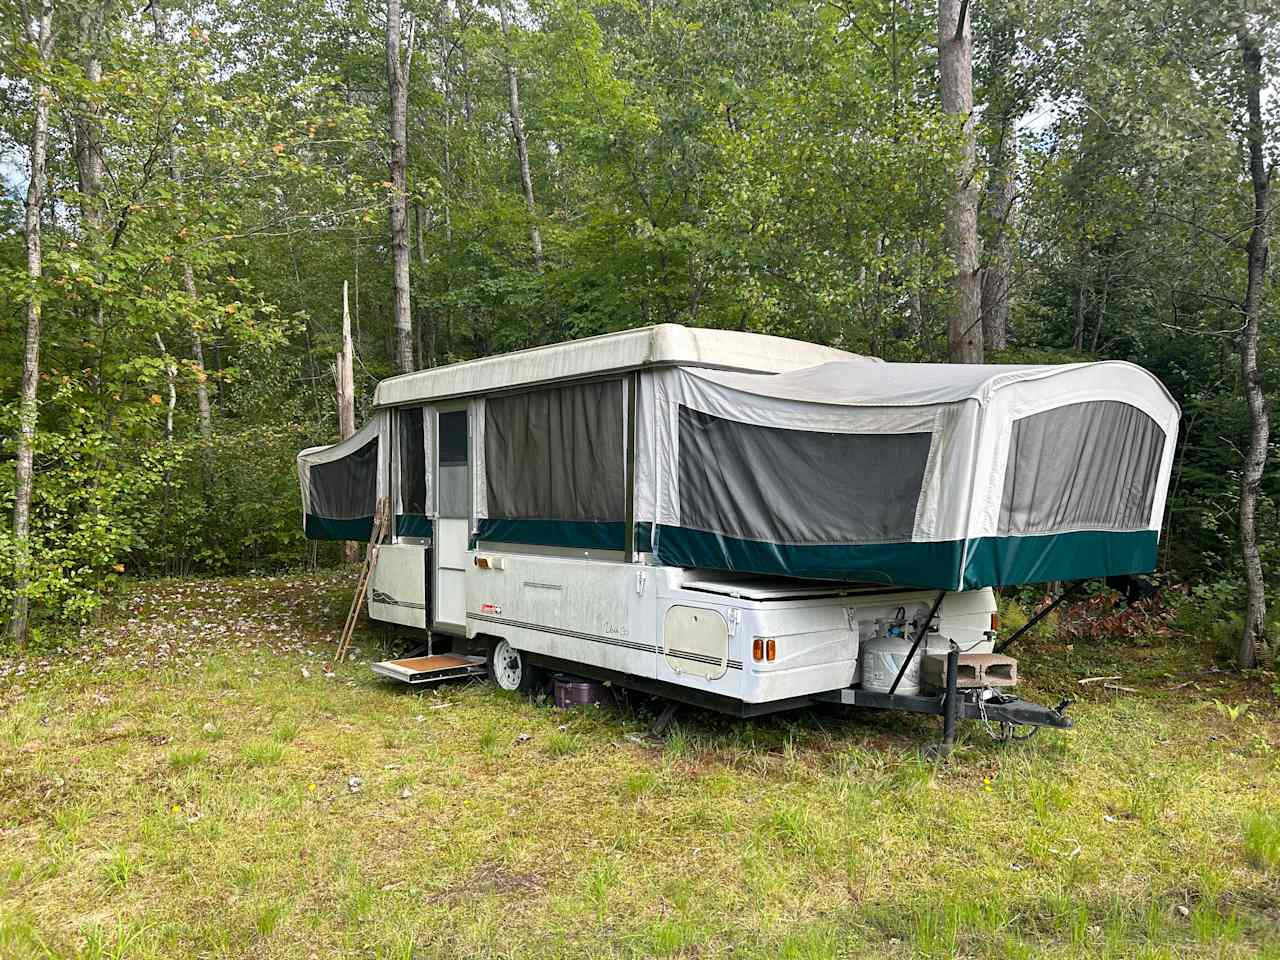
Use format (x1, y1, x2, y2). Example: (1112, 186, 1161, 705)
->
(492, 640, 523, 690)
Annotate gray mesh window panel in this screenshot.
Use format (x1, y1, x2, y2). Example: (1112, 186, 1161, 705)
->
(309, 437, 378, 519)
(485, 380, 625, 522)
(438, 410, 468, 466)
(437, 410, 469, 518)
(398, 407, 426, 515)
(998, 400, 1165, 536)
(678, 408, 931, 544)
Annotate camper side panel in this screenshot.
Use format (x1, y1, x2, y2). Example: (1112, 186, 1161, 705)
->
(466, 554, 656, 678)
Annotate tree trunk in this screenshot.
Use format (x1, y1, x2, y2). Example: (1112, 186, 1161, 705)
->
(1089, 268, 1109, 353)
(73, 5, 107, 397)
(499, 2, 543, 271)
(337, 281, 358, 564)
(386, 0, 415, 374)
(438, 1, 455, 245)
(414, 202, 435, 366)
(183, 263, 214, 438)
(151, 1, 213, 440)
(73, 7, 103, 221)
(154, 334, 177, 442)
(1237, 27, 1272, 670)
(1072, 264, 1089, 351)
(980, 150, 1015, 352)
(337, 281, 356, 442)
(11, 2, 54, 646)
(939, 0, 982, 363)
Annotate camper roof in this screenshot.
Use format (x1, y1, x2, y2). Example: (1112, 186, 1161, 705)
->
(372, 323, 870, 407)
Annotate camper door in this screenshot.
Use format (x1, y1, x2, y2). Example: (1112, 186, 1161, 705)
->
(432, 404, 471, 634)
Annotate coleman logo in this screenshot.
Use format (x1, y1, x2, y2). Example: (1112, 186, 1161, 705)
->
(480, 602, 502, 614)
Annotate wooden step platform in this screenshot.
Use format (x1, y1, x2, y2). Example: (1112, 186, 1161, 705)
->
(371, 653, 488, 685)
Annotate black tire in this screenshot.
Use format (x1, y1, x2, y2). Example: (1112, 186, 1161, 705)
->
(486, 638, 541, 695)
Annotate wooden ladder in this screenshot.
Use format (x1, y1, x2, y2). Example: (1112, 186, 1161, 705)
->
(329, 497, 391, 672)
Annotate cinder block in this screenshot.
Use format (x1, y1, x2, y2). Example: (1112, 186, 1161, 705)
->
(923, 652, 1018, 689)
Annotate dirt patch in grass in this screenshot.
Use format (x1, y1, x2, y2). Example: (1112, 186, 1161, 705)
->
(1, 571, 1278, 959)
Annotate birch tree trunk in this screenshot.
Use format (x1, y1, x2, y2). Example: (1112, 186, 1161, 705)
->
(337, 281, 358, 564)
(499, 2, 543, 271)
(154, 334, 177, 442)
(183, 262, 214, 438)
(939, 0, 982, 363)
(1237, 27, 1272, 670)
(11, 1, 54, 646)
(386, 0, 415, 374)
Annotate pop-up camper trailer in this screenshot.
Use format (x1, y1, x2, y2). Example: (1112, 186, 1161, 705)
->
(298, 324, 1179, 748)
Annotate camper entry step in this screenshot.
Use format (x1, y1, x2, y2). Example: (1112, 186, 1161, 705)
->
(371, 653, 488, 684)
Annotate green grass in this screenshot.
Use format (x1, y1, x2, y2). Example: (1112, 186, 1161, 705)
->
(1, 571, 1278, 959)
(1242, 811, 1280, 871)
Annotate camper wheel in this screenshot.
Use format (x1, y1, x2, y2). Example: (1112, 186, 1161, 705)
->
(487, 638, 540, 694)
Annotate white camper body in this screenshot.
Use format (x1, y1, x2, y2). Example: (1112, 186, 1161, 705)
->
(460, 555, 996, 711)
(300, 324, 1178, 723)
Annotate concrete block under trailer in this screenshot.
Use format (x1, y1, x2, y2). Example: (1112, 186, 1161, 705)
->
(368, 545, 1071, 750)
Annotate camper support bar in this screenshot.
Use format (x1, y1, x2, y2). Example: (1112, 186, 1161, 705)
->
(993, 581, 1085, 655)
(887, 589, 947, 695)
(941, 640, 960, 752)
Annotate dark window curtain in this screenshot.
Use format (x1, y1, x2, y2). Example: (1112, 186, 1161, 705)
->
(998, 400, 1165, 536)
(398, 407, 426, 515)
(486, 380, 625, 522)
(677, 408, 931, 544)
(309, 437, 378, 519)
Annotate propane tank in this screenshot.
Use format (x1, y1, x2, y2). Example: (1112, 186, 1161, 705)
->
(859, 606, 945, 696)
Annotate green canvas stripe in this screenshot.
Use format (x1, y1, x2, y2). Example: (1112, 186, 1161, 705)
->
(304, 514, 373, 541)
(634, 522, 653, 554)
(653, 526, 963, 589)
(962, 529, 1159, 589)
(395, 514, 434, 538)
(477, 518, 626, 551)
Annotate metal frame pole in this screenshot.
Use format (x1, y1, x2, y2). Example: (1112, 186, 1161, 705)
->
(623, 372, 638, 562)
(941, 640, 960, 752)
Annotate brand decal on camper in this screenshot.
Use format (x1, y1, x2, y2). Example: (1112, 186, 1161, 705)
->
(479, 602, 502, 615)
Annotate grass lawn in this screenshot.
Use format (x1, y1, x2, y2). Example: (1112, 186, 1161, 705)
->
(2, 571, 1278, 959)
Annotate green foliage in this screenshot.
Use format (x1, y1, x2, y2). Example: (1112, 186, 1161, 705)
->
(0, 388, 181, 628)
(0, 0, 1277, 634)
(997, 592, 1060, 646)
(143, 426, 316, 577)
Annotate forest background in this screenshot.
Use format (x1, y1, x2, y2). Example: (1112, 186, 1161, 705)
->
(1, 0, 1277, 667)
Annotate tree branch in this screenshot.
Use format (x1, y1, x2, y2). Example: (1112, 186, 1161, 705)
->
(955, 0, 970, 41)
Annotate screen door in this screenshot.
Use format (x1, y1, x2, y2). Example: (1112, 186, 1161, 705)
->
(433, 406, 470, 633)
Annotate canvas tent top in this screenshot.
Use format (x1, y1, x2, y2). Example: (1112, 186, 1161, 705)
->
(696, 359, 1178, 409)
(300, 325, 1181, 591)
(372, 323, 867, 407)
